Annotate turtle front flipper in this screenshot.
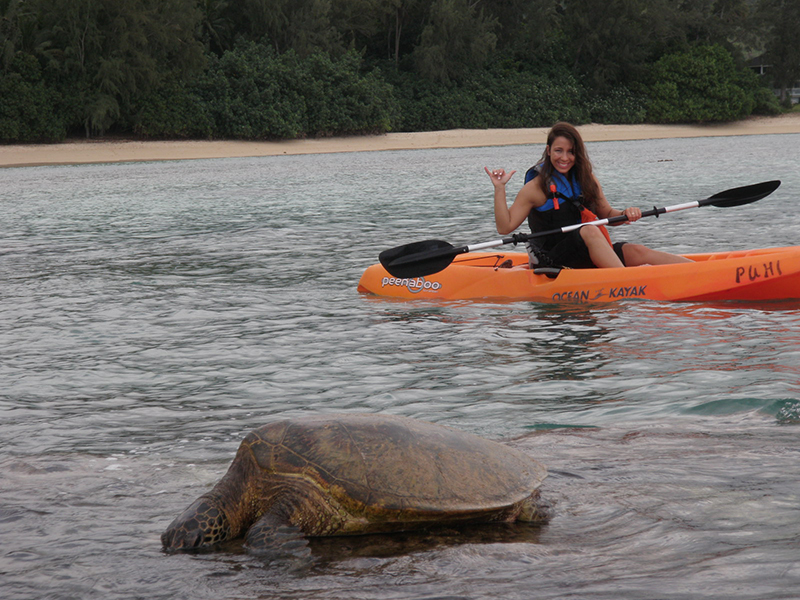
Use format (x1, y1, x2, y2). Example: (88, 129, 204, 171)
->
(244, 511, 311, 558)
(161, 496, 232, 552)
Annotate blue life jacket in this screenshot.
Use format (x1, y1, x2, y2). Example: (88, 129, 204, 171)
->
(524, 165, 583, 211)
(524, 164, 612, 247)
(524, 165, 585, 234)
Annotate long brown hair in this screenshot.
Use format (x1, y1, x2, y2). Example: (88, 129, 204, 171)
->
(536, 122, 599, 209)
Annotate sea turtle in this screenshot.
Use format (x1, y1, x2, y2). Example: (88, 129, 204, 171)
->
(161, 413, 548, 554)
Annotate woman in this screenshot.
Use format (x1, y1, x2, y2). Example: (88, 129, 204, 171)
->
(486, 122, 691, 269)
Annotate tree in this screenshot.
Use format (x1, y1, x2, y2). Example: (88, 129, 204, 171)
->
(329, 0, 383, 50)
(485, 0, 560, 60)
(227, 0, 344, 57)
(1, 0, 22, 70)
(32, 0, 205, 135)
(556, 0, 674, 91)
(674, 0, 758, 51)
(366, 0, 428, 67)
(198, 0, 235, 54)
(413, 0, 498, 82)
(1, 0, 51, 71)
(758, 0, 800, 105)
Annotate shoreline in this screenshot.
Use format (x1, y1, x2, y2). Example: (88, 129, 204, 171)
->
(2, 113, 800, 168)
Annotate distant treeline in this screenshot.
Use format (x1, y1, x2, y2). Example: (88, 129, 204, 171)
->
(1, 0, 798, 142)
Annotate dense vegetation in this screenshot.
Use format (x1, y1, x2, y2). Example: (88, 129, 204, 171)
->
(1, 0, 797, 142)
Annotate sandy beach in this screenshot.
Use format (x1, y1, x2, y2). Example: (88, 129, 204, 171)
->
(2, 112, 800, 168)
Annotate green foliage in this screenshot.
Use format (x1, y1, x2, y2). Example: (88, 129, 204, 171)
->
(749, 84, 782, 116)
(757, 0, 800, 105)
(485, 0, 559, 59)
(31, 0, 206, 136)
(391, 65, 588, 131)
(647, 45, 760, 123)
(192, 43, 396, 139)
(129, 77, 214, 138)
(197, 0, 235, 54)
(738, 62, 782, 116)
(0, 0, 788, 142)
(292, 52, 397, 134)
(195, 43, 306, 138)
(412, 0, 498, 83)
(589, 88, 648, 124)
(557, 0, 673, 91)
(0, 53, 67, 141)
(228, 0, 345, 57)
(673, 0, 757, 51)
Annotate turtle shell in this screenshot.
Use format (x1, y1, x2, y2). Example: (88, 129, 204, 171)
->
(242, 413, 546, 516)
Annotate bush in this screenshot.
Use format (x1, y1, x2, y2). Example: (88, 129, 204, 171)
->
(194, 43, 304, 139)
(746, 77, 782, 116)
(390, 66, 589, 132)
(129, 76, 214, 138)
(589, 87, 648, 124)
(0, 54, 68, 142)
(189, 43, 396, 140)
(647, 45, 759, 123)
(292, 52, 396, 135)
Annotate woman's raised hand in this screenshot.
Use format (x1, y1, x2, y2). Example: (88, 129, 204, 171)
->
(484, 166, 516, 187)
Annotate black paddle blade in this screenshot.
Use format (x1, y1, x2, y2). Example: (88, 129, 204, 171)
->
(379, 239, 460, 278)
(703, 180, 781, 208)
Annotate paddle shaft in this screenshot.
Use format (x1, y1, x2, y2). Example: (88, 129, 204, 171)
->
(461, 200, 702, 254)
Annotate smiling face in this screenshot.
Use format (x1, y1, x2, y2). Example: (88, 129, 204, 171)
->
(547, 136, 576, 174)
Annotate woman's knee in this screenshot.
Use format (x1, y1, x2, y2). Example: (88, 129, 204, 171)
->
(580, 226, 605, 243)
(622, 243, 648, 264)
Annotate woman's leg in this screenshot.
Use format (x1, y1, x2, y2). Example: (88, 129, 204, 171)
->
(622, 243, 693, 266)
(580, 226, 624, 268)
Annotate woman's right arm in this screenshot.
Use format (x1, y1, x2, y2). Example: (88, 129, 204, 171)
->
(485, 167, 542, 235)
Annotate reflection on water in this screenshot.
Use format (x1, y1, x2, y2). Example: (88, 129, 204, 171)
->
(1, 135, 800, 599)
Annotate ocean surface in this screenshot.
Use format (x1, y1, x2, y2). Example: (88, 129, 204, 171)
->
(2, 133, 799, 600)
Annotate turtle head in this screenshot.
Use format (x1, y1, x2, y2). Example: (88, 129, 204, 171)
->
(161, 496, 233, 552)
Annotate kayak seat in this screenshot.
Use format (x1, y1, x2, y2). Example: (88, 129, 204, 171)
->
(533, 267, 563, 279)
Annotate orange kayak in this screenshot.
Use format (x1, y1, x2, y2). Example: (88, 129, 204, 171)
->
(357, 246, 800, 303)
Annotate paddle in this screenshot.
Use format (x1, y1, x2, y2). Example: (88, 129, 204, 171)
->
(379, 180, 781, 278)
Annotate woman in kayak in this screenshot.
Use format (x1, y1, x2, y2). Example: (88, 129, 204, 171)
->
(486, 121, 691, 268)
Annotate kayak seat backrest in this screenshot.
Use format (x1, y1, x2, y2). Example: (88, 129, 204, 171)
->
(533, 267, 562, 279)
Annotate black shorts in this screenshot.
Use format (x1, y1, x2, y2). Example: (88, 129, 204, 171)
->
(532, 230, 627, 269)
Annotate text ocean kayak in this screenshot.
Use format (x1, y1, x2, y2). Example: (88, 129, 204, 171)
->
(357, 246, 800, 303)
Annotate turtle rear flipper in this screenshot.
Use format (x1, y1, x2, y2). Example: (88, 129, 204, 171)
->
(244, 512, 311, 559)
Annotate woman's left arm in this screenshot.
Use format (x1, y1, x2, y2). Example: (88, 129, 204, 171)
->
(591, 176, 642, 224)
